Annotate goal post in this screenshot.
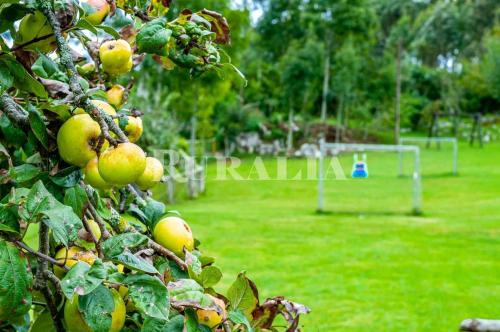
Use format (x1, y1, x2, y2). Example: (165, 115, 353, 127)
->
(317, 140, 423, 215)
(398, 137, 458, 176)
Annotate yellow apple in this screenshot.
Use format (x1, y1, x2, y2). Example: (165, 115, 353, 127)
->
(99, 39, 133, 76)
(83, 157, 112, 190)
(64, 288, 125, 332)
(53, 246, 96, 278)
(107, 85, 126, 108)
(153, 216, 194, 256)
(76, 62, 96, 76)
(16, 11, 56, 53)
(86, 219, 102, 241)
(98, 142, 146, 186)
(136, 157, 164, 190)
(57, 114, 108, 167)
(197, 295, 226, 328)
(123, 116, 143, 142)
(92, 99, 117, 116)
(81, 0, 110, 25)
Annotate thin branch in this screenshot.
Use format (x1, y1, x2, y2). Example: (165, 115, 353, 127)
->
(13, 240, 67, 268)
(222, 321, 232, 332)
(148, 240, 188, 271)
(39, 285, 65, 332)
(0, 93, 29, 127)
(86, 200, 112, 240)
(44, 270, 63, 297)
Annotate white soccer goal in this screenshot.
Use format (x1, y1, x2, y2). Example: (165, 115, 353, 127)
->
(317, 140, 423, 214)
(398, 137, 458, 176)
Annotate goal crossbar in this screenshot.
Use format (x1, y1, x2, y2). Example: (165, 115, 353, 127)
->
(399, 137, 458, 176)
(317, 140, 422, 214)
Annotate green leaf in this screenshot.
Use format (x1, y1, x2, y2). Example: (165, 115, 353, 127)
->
(41, 205, 83, 246)
(27, 104, 49, 149)
(0, 65, 14, 92)
(0, 55, 47, 98)
(111, 252, 158, 274)
(137, 18, 172, 56)
(142, 315, 184, 332)
(61, 260, 107, 300)
(78, 285, 114, 332)
(30, 310, 56, 332)
(199, 266, 222, 288)
(96, 25, 121, 39)
(102, 233, 149, 257)
(49, 166, 82, 188)
(142, 197, 166, 229)
(31, 54, 67, 82)
(124, 274, 169, 320)
(64, 185, 89, 218)
(0, 3, 30, 33)
(168, 279, 213, 309)
(228, 310, 254, 332)
(226, 272, 259, 320)
(25, 180, 53, 219)
(9, 163, 40, 184)
(0, 240, 33, 322)
(0, 203, 20, 234)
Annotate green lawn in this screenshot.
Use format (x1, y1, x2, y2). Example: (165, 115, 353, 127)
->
(155, 141, 500, 331)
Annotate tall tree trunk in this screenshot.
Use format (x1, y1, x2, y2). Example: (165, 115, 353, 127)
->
(335, 96, 344, 143)
(320, 39, 332, 124)
(287, 104, 294, 155)
(395, 40, 403, 145)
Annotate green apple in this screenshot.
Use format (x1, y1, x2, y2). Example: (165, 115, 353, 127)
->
(64, 288, 125, 332)
(123, 116, 143, 142)
(99, 39, 133, 76)
(153, 216, 194, 256)
(98, 142, 146, 186)
(83, 157, 112, 190)
(136, 157, 164, 190)
(81, 0, 110, 25)
(57, 114, 108, 167)
(53, 246, 96, 278)
(16, 11, 56, 53)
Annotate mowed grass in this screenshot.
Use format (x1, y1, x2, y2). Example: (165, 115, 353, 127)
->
(155, 141, 500, 331)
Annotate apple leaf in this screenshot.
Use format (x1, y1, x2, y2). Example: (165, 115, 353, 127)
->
(31, 53, 67, 82)
(27, 104, 49, 149)
(64, 185, 89, 218)
(142, 315, 184, 332)
(49, 166, 82, 188)
(199, 266, 222, 288)
(103, 233, 149, 257)
(0, 240, 33, 322)
(30, 309, 56, 332)
(228, 310, 254, 332)
(168, 279, 214, 310)
(0, 4, 30, 33)
(78, 285, 114, 332)
(226, 272, 259, 320)
(41, 205, 83, 246)
(110, 251, 158, 274)
(137, 18, 172, 56)
(0, 55, 47, 98)
(61, 260, 107, 300)
(197, 10, 230, 44)
(124, 274, 169, 320)
(8, 164, 40, 184)
(0, 203, 20, 235)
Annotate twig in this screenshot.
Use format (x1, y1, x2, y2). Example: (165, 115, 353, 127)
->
(36, 222, 65, 332)
(44, 270, 63, 297)
(222, 321, 232, 332)
(0, 93, 29, 127)
(86, 200, 112, 240)
(13, 240, 67, 268)
(148, 240, 188, 271)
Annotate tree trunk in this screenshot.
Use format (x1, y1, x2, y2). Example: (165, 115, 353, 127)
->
(320, 39, 332, 124)
(287, 105, 294, 155)
(395, 39, 403, 145)
(335, 96, 344, 143)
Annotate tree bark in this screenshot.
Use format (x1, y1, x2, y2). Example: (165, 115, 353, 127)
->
(320, 37, 332, 124)
(395, 39, 403, 145)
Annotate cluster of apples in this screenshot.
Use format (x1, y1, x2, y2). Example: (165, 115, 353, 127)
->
(52, 214, 225, 331)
